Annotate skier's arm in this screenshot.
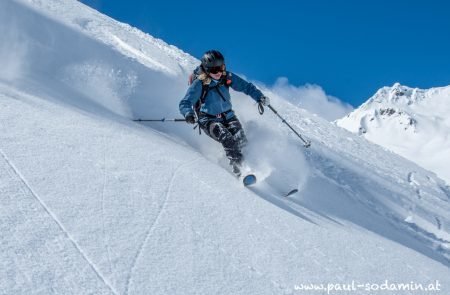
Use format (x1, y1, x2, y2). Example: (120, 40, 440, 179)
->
(179, 79, 202, 117)
(229, 72, 264, 102)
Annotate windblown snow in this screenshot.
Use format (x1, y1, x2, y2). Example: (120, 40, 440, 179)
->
(1, 1, 449, 294)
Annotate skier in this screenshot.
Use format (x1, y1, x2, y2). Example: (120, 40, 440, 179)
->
(179, 50, 270, 177)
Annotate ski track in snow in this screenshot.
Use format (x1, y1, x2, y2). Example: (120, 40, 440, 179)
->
(408, 172, 447, 234)
(124, 157, 200, 295)
(100, 134, 116, 286)
(0, 148, 119, 295)
(408, 172, 423, 200)
(439, 184, 450, 201)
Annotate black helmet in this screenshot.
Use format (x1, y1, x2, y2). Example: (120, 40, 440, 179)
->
(201, 50, 224, 70)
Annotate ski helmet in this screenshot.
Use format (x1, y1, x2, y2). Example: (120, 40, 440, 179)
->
(201, 50, 224, 70)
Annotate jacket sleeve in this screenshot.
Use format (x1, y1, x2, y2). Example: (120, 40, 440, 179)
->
(229, 72, 264, 102)
(179, 79, 202, 117)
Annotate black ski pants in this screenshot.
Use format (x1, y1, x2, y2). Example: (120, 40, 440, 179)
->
(198, 113, 247, 165)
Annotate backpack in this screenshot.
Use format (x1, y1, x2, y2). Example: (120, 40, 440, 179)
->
(188, 66, 233, 117)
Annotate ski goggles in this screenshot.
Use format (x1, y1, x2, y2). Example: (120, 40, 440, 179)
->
(208, 66, 223, 74)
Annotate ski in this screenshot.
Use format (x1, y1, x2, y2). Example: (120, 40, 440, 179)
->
(283, 189, 298, 197)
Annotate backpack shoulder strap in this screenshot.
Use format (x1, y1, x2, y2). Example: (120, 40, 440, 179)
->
(200, 82, 209, 104)
(224, 71, 232, 87)
(193, 81, 210, 115)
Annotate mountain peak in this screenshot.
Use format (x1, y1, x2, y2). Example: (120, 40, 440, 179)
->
(369, 83, 425, 107)
(337, 83, 450, 184)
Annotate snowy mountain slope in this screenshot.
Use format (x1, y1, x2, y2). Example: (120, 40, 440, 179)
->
(3, 86, 449, 294)
(1, 0, 450, 294)
(337, 83, 450, 184)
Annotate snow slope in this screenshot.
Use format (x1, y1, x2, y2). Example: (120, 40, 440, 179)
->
(337, 83, 450, 184)
(1, 0, 450, 294)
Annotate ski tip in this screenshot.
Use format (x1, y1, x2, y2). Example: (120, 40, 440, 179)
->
(284, 189, 299, 197)
(243, 174, 257, 186)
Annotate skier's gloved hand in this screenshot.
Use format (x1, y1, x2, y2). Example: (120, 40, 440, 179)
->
(259, 95, 270, 106)
(185, 112, 196, 124)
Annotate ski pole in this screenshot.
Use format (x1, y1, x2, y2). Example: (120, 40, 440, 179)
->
(133, 117, 200, 133)
(133, 118, 186, 122)
(267, 104, 311, 148)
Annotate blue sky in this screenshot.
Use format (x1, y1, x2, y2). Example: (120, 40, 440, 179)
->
(80, 0, 450, 106)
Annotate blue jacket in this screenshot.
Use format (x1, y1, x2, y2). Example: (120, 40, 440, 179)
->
(179, 71, 263, 120)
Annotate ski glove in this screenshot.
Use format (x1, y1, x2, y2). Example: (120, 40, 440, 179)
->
(259, 96, 270, 106)
(185, 112, 196, 124)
